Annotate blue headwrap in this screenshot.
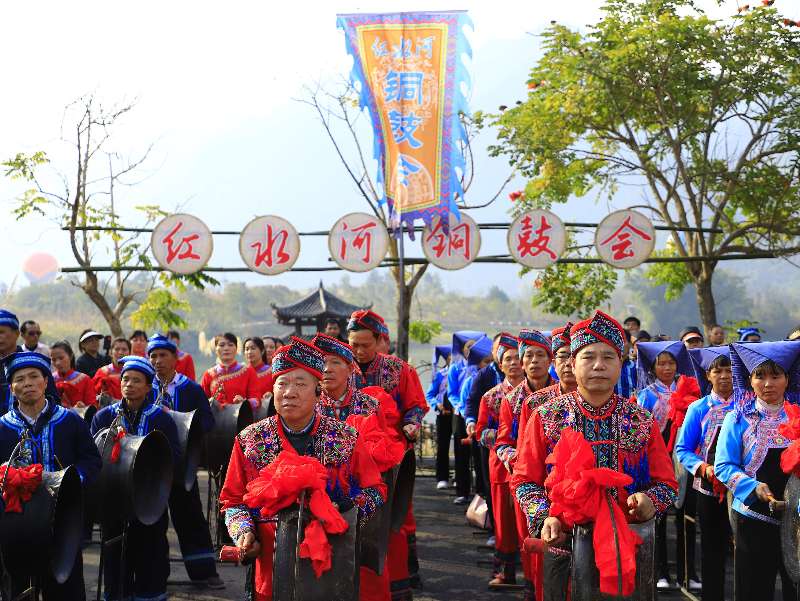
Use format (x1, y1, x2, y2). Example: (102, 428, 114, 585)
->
(312, 333, 354, 364)
(467, 335, 493, 366)
(0, 309, 19, 331)
(688, 346, 731, 396)
(451, 331, 485, 361)
(433, 345, 452, 366)
(518, 329, 552, 360)
(120, 355, 156, 383)
(496, 333, 519, 362)
(146, 333, 177, 355)
(730, 341, 800, 405)
(737, 327, 761, 342)
(5, 351, 51, 381)
(635, 340, 694, 391)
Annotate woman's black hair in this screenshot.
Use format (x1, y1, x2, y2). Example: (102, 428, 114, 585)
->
(130, 329, 148, 340)
(706, 354, 732, 372)
(244, 336, 267, 364)
(751, 359, 787, 380)
(51, 340, 76, 370)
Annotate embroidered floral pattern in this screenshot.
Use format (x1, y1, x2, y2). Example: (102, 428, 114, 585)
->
(318, 388, 379, 421)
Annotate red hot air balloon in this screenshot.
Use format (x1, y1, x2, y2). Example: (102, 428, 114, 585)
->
(22, 252, 59, 284)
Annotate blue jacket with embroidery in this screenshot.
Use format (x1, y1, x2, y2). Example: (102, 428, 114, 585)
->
(714, 398, 791, 524)
(675, 392, 734, 495)
(0, 400, 101, 485)
(636, 380, 675, 433)
(446, 359, 468, 403)
(151, 373, 215, 434)
(426, 368, 448, 411)
(453, 365, 477, 417)
(614, 359, 637, 399)
(91, 399, 180, 462)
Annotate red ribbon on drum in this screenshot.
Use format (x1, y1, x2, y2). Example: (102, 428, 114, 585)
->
(110, 430, 126, 463)
(243, 452, 349, 577)
(544, 428, 642, 597)
(0, 463, 43, 513)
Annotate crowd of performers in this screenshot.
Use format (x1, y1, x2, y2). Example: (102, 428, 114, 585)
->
(2, 301, 800, 601)
(427, 317, 800, 601)
(0, 308, 426, 601)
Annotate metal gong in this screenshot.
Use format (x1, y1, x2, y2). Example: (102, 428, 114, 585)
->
(0, 466, 83, 584)
(571, 516, 656, 601)
(272, 500, 359, 601)
(673, 452, 690, 510)
(781, 474, 800, 583)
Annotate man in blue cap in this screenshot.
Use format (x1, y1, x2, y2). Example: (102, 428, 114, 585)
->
(0, 351, 102, 599)
(675, 346, 734, 601)
(91, 355, 180, 601)
(0, 309, 59, 412)
(148, 334, 222, 590)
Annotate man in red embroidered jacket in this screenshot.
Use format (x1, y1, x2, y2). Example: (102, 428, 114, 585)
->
(511, 311, 677, 601)
(220, 337, 386, 601)
(347, 309, 427, 600)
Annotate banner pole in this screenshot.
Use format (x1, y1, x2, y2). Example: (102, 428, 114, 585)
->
(398, 227, 407, 360)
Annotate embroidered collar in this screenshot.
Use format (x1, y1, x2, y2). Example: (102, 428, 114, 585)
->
(216, 361, 242, 375)
(709, 390, 732, 405)
(55, 370, 81, 382)
(154, 371, 185, 388)
(575, 392, 616, 418)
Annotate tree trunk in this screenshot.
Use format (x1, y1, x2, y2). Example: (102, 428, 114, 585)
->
(694, 269, 718, 336)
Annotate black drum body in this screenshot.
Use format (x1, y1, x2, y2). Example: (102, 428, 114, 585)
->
(781, 474, 800, 583)
(0, 466, 84, 583)
(204, 400, 253, 474)
(273, 502, 359, 601)
(170, 409, 204, 491)
(92, 428, 173, 525)
(390, 449, 415, 531)
(571, 518, 656, 601)
(252, 393, 274, 422)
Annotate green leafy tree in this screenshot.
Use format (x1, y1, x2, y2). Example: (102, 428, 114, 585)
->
(491, 0, 800, 332)
(130, 289, 190, 332)
(409, 320, 443, 344)
(3, 95, 217, 337)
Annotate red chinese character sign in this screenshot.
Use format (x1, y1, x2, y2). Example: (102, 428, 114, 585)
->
(151, 214, 213, 275)
(239, 216, 300, 275)
(595, 209, 655, 268)
(507, 210, 566, 269)
(421, 213, 481, 270)
(328, 213, 389, 272)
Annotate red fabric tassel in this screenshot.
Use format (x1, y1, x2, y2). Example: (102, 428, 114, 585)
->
(666, 376, 701, 453)
(110, 430, 126, 463)
(779, 404, 800, 476)
(298, 519, 333, 577)
(0, 463, 43, 513)
(243, 451, 350, 578)
(544, 428, 642, 597)
(345, 413, 406, 472)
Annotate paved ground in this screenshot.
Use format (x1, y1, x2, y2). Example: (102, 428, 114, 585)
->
(81, 463, 723, 600)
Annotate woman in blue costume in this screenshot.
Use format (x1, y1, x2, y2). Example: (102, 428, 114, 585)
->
(715, 340, 800, 601)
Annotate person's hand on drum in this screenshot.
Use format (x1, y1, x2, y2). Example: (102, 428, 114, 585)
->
(237, 532, 261, 560)
(232, 394, 245, 404)
(627, 492, 655, 521)
(541, 516, 566, 546)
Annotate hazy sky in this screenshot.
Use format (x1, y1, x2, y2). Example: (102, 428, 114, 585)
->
(0, 0, 735, 295)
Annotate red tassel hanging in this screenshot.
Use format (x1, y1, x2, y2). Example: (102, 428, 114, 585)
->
(110, 430, 126, 463)
(0, 463, 43, 512)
